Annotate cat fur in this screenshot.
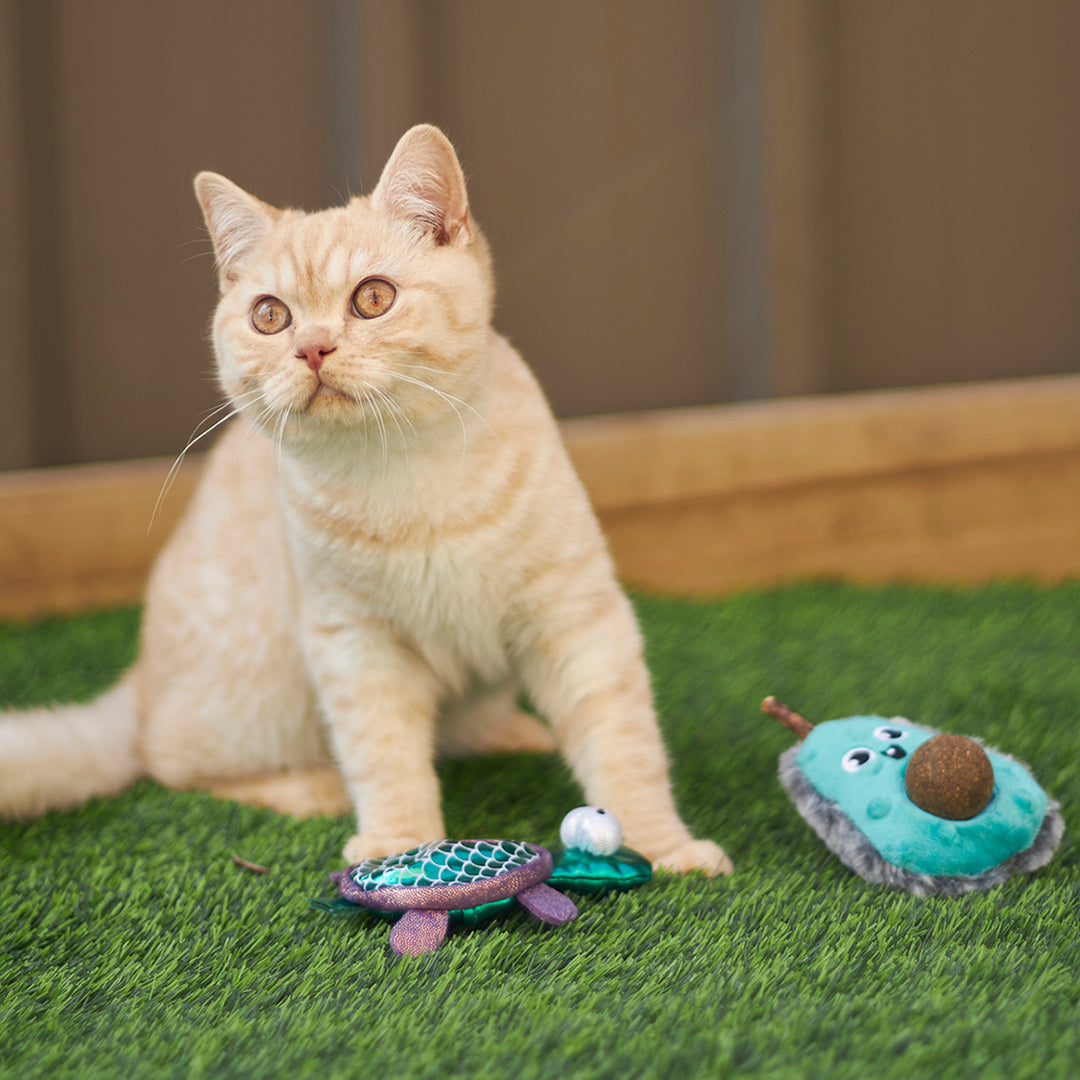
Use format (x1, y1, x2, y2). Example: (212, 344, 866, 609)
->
(0, 126, 731, 876)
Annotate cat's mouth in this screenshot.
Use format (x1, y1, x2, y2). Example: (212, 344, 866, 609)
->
(304, 378, 352, 411)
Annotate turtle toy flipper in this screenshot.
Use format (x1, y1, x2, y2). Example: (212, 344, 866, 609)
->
(514, 881, 579, 924)
(763, 696, 1065, 896)
(390, 909, 452, 956)
(385, 881, 577, 956)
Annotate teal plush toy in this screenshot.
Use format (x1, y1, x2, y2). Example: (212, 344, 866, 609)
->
(309, 807, 651, 954)
(764, 697, 1064, 895)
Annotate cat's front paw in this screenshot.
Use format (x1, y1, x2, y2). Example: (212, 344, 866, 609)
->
(342, 833, 438, 864)
(653, 838, 733, 877)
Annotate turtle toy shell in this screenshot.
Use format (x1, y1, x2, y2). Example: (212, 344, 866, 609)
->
(331, 838, 578, 955)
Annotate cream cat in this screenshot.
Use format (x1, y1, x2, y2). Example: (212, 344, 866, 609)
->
(0, 126, 731, 876)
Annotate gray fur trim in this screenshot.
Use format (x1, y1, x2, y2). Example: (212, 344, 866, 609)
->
(778, 741, 1064, 896)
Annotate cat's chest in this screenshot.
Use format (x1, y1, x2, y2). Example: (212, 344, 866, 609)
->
(280, 476, 518, 683)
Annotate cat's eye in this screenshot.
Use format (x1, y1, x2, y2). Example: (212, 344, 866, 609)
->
(352, 278, 397, 319)
(251, 297, 292, 335)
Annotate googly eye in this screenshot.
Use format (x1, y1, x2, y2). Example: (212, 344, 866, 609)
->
(873, 725, 906, 741)
(559, 806, 623, 855)
(842, 748, 874, 773)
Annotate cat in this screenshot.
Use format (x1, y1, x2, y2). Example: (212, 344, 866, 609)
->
(0, 125, 731, 876)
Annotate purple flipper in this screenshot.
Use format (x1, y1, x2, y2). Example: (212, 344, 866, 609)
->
(389, 909, 451, 956)
(516, 882, 578, 926)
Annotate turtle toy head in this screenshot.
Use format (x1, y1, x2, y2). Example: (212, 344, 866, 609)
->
(559, 806, 623, 854)
(549, 807, 652, 895)
(762, 696, 1064, 895)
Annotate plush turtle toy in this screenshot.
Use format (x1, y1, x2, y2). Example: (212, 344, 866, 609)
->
(310, 807, 652, 955)
(763, 696, 1064, 895)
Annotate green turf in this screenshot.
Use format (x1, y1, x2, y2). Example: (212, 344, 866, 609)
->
(2, 582, 1078, 1079)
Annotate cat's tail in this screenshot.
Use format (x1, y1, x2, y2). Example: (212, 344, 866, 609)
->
(0, 672, 143, 819)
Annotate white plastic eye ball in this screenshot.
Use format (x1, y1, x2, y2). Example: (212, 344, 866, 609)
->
(842, 747, 874, 773)
(559, 806, 623, 855)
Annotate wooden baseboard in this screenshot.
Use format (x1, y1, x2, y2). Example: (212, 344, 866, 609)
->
(1, 375, 1078, 618)
(568, 375, 1080, 594)
(0, 457, 199, 618)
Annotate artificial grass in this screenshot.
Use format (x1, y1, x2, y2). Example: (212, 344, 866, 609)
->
(1, 582, 1078, 1079)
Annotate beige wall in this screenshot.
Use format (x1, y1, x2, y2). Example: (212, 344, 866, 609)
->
(2, 0, 1078, 469)
(0, 1, 34, 468)
(5, 0, 339, 467)
(824, 1, 1080, 393)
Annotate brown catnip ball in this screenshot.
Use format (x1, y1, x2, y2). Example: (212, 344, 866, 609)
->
(904, 733, 995, 820)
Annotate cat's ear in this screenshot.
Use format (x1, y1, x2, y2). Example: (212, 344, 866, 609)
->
(371, 125, 471, 246)
(194, 172, 280, 288)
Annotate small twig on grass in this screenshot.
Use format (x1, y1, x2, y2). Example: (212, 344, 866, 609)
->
(232, 854, 270, 875)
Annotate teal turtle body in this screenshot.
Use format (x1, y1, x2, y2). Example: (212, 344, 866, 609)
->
(345, 838, 537, 895)
(549, 845, 653, 894)
(327, 839, 577, 954)
(311, 818, 653, 951)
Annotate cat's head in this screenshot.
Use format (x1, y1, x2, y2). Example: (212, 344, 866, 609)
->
(195, 125, 494, 443)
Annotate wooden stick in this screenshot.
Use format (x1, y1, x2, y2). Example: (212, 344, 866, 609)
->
(231, 854, 270, 875)
(761, 696, 814, 739)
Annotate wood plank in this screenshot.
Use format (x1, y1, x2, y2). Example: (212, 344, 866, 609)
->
(564, 374, 1080, 509)
(601, 450, 1080, 594)
(0, 375, 1078, 617)
(0, 458, 202, 618)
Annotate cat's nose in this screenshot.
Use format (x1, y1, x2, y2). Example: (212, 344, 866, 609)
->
(296, 343, 337, 373)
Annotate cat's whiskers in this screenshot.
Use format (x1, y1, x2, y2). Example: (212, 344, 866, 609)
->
(178, 249, 215, 267)
(362, 387, 391, 478)
(272, 404, 291, 479)
(240, 396, 300, 469)
(147, 391, 260, 533)
(389, 371, 483, 470)
(388, 392, 422, 455)
(233, 405, 275, 456)
(250, 398, 282, 433)
(347, 387, 378, 471)
(394, 366, 506, 450)
(177, 235, 216, 268)
(191, 395, 248, 433)
(369, 383, 417, 464)
(237, 383, 295, 439)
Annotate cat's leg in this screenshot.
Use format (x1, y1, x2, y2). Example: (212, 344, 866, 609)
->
(436, 685, 557, 758)
(300, 617, 446, 863)
(207, 766, 351, 817)
(514, 584, 733, 877)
